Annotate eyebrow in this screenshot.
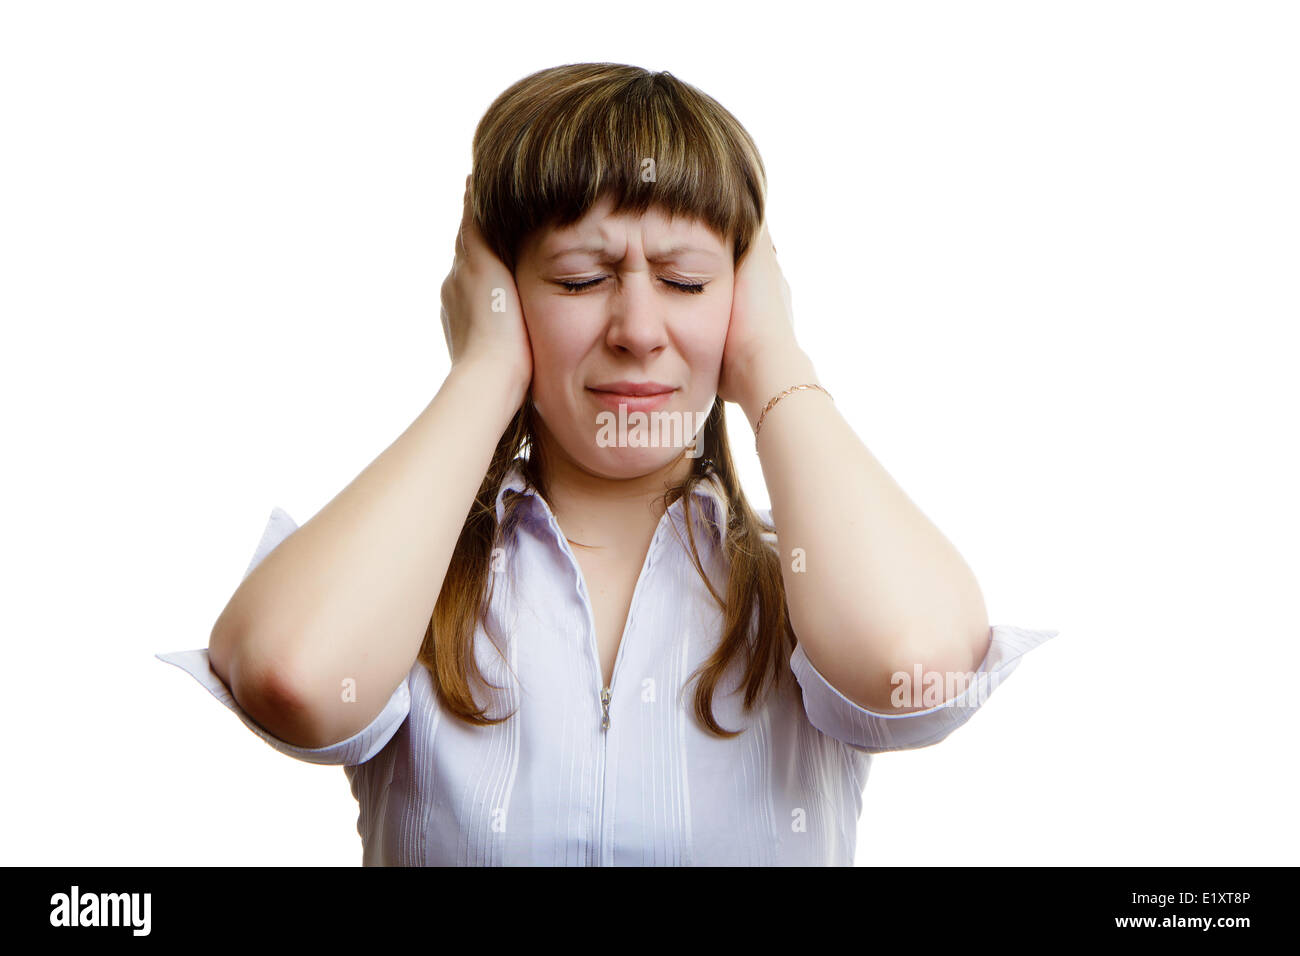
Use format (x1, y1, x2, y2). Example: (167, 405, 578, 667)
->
(544, 243, 722, 263)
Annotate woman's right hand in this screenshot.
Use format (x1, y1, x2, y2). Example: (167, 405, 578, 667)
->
(440, 174, 533, 404)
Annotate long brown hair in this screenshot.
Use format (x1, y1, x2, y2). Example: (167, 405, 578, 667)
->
(421, 63, 796, 737)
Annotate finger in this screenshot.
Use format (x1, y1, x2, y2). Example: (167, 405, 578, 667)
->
(457, 183, 491, 259)
(455, 175, 472, 259)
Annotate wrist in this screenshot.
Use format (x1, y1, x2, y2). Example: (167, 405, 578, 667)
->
(449, 357, 530, 417)
(736, 347, 820, 427)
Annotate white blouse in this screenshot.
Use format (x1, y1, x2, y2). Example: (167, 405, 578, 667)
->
(157, 458, 1057, 865)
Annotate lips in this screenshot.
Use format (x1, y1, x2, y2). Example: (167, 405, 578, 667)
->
(586, 381, 677, 413)
(588, 381, 675, 396)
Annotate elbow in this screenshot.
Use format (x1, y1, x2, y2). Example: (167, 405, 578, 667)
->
(212, 626, 334, 750)
(241, 662, 333, 750)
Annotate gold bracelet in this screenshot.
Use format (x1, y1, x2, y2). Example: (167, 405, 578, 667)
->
(754, 383, 832, 437)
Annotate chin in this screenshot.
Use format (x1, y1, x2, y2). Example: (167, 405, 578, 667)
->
(579, 444, 689, 481)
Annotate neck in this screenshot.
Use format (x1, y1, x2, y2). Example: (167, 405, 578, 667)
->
(535, 426, 696, 552)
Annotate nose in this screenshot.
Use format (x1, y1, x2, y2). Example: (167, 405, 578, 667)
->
(603, 269, 669, 359)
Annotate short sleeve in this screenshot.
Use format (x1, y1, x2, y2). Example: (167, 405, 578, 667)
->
(790, 624, 1058, 754)
(156, 506, 411, 767)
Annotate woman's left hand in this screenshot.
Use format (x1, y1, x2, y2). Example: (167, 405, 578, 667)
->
(717, 220, 803, 407)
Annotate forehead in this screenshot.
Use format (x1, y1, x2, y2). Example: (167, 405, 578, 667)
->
(528, 195, 728, 264)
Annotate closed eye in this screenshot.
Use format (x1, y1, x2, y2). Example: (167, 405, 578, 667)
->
(557, 276, 707, 294)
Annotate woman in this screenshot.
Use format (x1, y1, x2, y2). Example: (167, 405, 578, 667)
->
(158, 63, 1057, 866)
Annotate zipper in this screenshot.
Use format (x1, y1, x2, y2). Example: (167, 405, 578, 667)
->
(547, 501, 673, 866)
(579, 515, 671, 866)
(595, 683, 612, 866)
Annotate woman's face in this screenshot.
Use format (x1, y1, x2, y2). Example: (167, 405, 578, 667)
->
(513, 194, 734, 480)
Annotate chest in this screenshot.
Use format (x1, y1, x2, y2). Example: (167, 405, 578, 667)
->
(572, 551, 644, 689)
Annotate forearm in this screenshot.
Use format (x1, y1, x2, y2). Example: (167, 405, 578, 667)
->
(210, 360, 525, 747)
(737, 348, 990, 713)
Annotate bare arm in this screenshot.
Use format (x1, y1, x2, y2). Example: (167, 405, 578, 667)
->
(209, 364, 525, 748)
(210, 173, 532, 748)
(721, 222, 989, 715)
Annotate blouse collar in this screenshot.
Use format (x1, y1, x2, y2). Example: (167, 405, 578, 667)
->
(493, 457, 731, 552)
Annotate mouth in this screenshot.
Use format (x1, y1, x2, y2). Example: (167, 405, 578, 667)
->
(586, 382, 677, 413)
(588, 381, 676, 396)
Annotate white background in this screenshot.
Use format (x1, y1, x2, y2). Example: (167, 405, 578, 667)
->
(2, 1, 1295, 866)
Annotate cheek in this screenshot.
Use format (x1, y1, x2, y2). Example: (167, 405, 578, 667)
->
(537, 317, 598, 373)
(519, 293, 581, 359)
(519, 301, 594, 415)
(673, 311, 729, 394)
(687, 301, 731, 360)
